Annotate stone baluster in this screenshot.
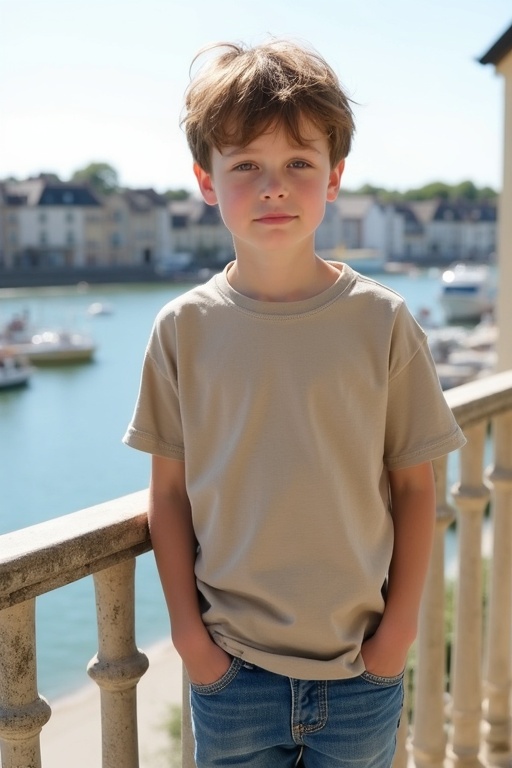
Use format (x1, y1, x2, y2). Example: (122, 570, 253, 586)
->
(483, 412, 512, 762)
(87, 559, 149, 768)
(0, 599, 51, 768)
(448, 422, 490, 768)
(412, 454, 455, 768)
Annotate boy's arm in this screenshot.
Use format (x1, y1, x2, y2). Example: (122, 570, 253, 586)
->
(361, 460, 436, 677)
(149, 454, 232, 685)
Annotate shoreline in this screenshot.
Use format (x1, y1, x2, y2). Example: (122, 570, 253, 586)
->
(40, 638, 184, 768)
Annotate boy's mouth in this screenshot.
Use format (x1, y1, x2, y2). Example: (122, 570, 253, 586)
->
(254, 213, 297, 224)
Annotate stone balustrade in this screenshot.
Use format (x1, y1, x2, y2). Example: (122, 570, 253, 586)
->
(1, 370, 512, 767)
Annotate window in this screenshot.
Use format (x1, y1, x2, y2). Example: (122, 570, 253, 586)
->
(62, 192, 74, 204)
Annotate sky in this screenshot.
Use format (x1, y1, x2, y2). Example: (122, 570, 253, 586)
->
(1, 0, 511, 195)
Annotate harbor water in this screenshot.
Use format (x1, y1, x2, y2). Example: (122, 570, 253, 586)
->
(1, 268, 450, 701)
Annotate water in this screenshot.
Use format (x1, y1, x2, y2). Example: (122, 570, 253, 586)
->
(0, 268, 447, 701)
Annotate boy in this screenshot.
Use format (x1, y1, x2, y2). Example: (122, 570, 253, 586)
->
(124, 39, 465, 767)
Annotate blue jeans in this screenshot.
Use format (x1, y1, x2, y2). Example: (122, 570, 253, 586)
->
(190, 656, 404, 767)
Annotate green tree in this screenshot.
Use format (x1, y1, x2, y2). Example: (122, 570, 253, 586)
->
(164, 188, 191, 201)
(403, 182, 451, 201)
(71, 162, 119, 195)
(451, 180, 478, 201)
(477, 186, 498, 200)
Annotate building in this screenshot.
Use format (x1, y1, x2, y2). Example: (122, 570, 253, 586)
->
(103, 188, 172, 267)
(318, 194, 497, 264)
(0, 178, 103, 269)
(408, 199, 497, 263)
(0, 178, 172, 275)
(480, 21, 512, 370)
(169, 197, 233, 266)
(0, 176, 499, 283)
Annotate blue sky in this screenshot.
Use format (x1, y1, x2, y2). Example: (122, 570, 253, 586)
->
(1, 0, 510, 194)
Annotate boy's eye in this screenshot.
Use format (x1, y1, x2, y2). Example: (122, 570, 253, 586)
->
(289, 160, 311, 169)
(234, 162, 256, 171)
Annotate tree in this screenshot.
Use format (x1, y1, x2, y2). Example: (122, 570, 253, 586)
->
(403, 182, 451, 201)
(164, 188, 191, 201)
(71, 162, 119, 195)
(451, 181, 478, 201)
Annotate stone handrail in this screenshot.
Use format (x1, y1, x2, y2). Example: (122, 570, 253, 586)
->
(1, 370, 512, 767)
(0, 490, 152, 768)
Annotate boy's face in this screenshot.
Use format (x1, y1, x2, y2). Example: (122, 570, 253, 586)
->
(194, 120, 344, 258)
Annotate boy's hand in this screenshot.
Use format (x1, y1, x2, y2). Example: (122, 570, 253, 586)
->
(184, 640, 233, 686)
(360, 630, 410, 678)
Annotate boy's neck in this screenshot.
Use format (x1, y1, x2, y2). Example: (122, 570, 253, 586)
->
(227, 251, 341, 302)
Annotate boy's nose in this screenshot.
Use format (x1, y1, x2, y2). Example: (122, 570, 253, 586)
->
(260, 174, 288, 200)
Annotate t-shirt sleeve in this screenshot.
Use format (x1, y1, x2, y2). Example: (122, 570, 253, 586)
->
(122, 309, 184, 460)
(384, 305, 466, 470)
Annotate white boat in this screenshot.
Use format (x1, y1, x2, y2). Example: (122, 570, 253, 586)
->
(0, 353, 34, 390)
(428, 317, 497, 390)
(439, 263, 497, 323)
(1, 314, 96, 364)
(7, 330, 96, 364)
(87, 302, 113, 316)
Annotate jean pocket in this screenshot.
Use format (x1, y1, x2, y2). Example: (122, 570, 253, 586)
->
(190, 655, 243, 695)
(360, 669, 405, 687)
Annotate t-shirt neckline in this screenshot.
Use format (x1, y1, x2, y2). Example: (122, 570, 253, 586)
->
(214, 261, 357, 317)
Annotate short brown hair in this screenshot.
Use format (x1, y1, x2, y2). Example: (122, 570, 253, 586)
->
(182, 39, 355, 172)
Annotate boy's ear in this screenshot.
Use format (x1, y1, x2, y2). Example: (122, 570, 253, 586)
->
(326, 160, 345, 202)
(193, 163, 218, 205)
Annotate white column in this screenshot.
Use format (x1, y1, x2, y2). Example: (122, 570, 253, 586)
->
(495, 54, 512, 372)
(483, 412, 512, 761)
(412, 455, 455, 768)
(448, 423, 490, 768)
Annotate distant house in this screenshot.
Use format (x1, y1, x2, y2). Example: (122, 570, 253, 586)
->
(406, 199, 497, 263)
(0, 176, 499, 278)
(317, 194, 405, 263)
(0, 179, 172, 270)
(338, 197, 501, 265)
(393, 203, 425, 260)
(0, 178, 102, 269)
(104, 188, 172, 266)
(169, 198, 233, 265)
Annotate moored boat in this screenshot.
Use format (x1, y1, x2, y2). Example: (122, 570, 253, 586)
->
(87, 302, 113, 316)
(439, 263, 497, 323)
(427, 317, 498, 389)
(0, 352, 34, 390)
(1, 313, 96, 365)
(6, 330, 96, 364)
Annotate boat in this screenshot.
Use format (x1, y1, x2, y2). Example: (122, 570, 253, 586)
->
(87, 302, 113, 316)
(0, 352, 34, 390)
(439, 263, 497, 323)
(6, 330, 96, 364)
(0, 314, 96, 365)
(427, 317, 497, 390)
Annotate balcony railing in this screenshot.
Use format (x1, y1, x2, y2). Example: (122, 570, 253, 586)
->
(1, 369, 512, 768)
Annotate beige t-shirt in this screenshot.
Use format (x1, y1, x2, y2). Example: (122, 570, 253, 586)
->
(124, 262, 465, 680)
